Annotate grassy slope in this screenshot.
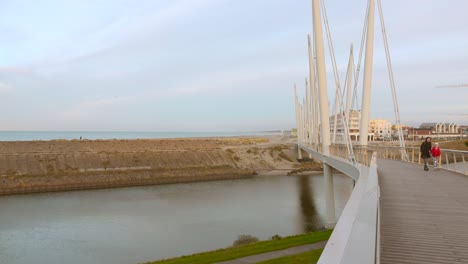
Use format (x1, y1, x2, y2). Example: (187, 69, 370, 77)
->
(256, 249, 323, 264)
(146, 229, 332, 264)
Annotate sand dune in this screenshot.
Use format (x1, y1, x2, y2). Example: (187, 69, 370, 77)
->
(0, 136, 318, 195)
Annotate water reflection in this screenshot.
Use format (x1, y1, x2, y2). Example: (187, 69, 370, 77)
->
(297, 175, 322, 232)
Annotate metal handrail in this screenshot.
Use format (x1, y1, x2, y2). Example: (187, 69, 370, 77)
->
(318, 151, 380, 264)
(330, 144, 374, 166)
(364, 145, 468, 175)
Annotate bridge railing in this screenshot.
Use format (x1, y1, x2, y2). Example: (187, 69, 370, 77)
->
(329, 144, 375, 167)
(318, 151, 380, 264)
(367, 145, 468, 175)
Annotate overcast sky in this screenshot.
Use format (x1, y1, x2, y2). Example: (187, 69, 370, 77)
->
(1, 0, 467, 131)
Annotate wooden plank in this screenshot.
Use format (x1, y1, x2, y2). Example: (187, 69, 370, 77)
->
(378, 159, 468, 264)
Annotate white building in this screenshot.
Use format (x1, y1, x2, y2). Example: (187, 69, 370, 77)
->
(329, 110, 374, 143)
(370, 119, 392, 140)
(420, 123, 460, 134)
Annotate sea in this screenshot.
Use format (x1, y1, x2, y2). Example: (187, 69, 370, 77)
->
(0, 131, 283, 141)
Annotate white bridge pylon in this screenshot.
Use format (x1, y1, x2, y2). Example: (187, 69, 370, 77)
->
(294, 0, 406, 155)
(294, 0, 407, 227)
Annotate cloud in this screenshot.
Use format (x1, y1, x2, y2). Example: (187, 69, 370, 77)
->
(26, 0, 224, 75)
(0, 66, 33, 75)
(57, 96, 129, 120)
(166, 67, 296, 96)
(0, 82, 13, 94)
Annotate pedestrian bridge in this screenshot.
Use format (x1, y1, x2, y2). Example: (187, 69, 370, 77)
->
(295, 0, 468, 262)
(301, 144, 468, 264)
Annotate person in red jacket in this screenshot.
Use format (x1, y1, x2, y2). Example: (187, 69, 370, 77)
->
(431, 143, 441, 168)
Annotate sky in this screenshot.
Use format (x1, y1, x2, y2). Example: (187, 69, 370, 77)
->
(0, 0, 467, 131)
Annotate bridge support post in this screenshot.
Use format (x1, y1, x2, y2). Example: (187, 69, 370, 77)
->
(323, 162, 336, 228)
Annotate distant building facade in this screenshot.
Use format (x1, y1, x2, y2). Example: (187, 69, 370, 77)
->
(408, 123, 463, 140)
(370, 119, 392, 140)
(300, 118, 466, 142)
(420, 123, 459, 134)
(329, 110, 375, 142)
(460, 126, 468, 135)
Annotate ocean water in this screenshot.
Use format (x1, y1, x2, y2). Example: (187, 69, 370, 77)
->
(0, 131, 282, 141)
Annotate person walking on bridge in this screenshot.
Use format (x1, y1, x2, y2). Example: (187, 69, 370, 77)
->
(431, 143, 441, 169)
(420, 137, 432, 171)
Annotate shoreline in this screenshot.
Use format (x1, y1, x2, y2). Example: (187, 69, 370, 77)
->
(0, 131, 284, 142)
(256, 169, 323, 177)
(0, 167, 256, 195)
(0, 136, 321, 195)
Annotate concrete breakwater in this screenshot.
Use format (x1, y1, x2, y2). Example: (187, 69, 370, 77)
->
(0, 138, 301, 195)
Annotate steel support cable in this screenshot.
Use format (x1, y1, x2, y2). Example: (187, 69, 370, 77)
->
(343, 47, 354, 126)
(377, 0, 408, 160)
(320, 0, 355, 162)
(319, 0, 344, 144)
(294, 84, 300, 145)
(310, 25, 320, 150)
(342, 45, 354, 111)
(321, 0, 355, 160)
(319, 0, 341, 144)
(350, 0, 371, 112)
(319, 0, 342, 95)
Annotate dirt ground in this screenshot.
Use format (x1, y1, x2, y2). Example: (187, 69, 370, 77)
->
(0, 136, 321, 194)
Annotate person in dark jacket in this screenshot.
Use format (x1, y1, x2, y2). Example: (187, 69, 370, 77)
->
(420, 137, 432, 171)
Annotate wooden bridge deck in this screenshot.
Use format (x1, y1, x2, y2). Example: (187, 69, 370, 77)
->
(378, 159, 468, 264)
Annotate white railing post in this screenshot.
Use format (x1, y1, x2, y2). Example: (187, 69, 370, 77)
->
(445, 153, 449, 169)
(453, 153, 458, 172)
(462, 155, 467, 175)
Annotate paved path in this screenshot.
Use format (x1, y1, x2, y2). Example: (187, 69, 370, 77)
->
(215, 240, 327, 264)
(378, 159, 468, 264)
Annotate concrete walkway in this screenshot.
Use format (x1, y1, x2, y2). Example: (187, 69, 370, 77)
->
(378, 159, 468, 264)
(215, 240, 327, 264)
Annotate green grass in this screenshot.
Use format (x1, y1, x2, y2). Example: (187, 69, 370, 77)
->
(256, 249, 323, 264)
(145, 229, 332, 264)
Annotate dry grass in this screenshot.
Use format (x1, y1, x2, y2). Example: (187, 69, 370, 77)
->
(232, 235, 260, 247)
(219, 137, 269, 145)
(288, 161, 322, 175)
(278, 152, 293, 162)
(437, 140, 468, 151)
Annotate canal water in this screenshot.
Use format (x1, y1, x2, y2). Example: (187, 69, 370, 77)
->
(0, 174, 353, 264)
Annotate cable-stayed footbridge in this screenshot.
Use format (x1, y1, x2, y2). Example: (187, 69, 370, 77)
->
(295, 1, 468, 263)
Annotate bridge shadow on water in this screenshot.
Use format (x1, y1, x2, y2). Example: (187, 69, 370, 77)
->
(296, 175, 325, 232)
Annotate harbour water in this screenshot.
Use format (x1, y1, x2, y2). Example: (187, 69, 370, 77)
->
(0, 174, 353, 264)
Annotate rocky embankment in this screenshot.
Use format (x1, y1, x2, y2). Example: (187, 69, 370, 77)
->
(0, 137, 319, 195)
